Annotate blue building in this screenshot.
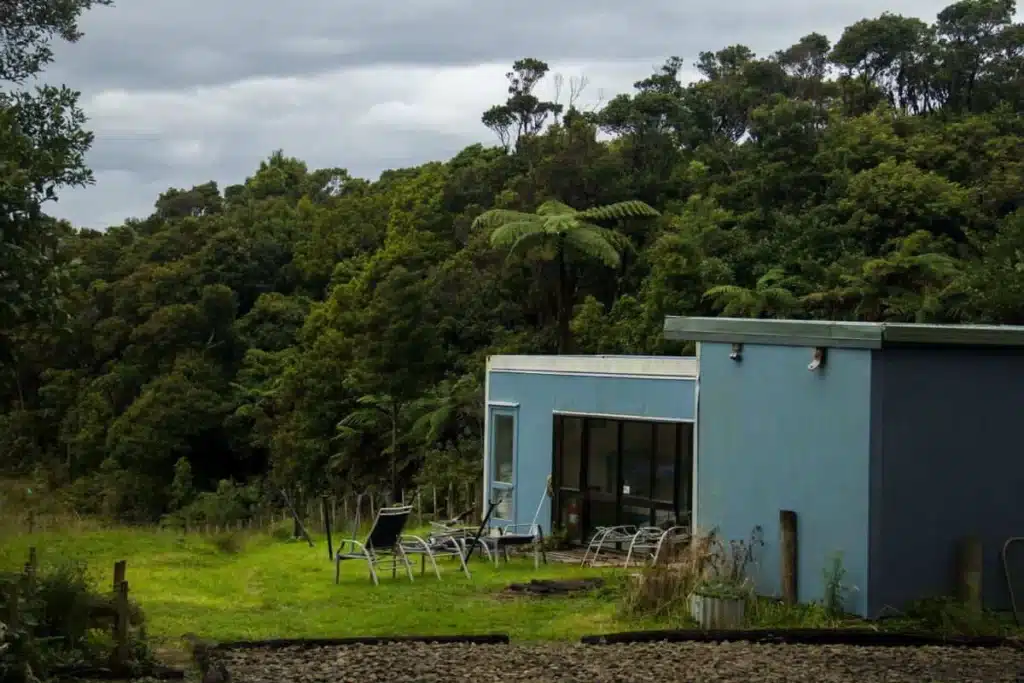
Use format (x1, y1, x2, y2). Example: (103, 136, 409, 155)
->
(483, 354, 697, 545)
(484, 317, 1024, 618)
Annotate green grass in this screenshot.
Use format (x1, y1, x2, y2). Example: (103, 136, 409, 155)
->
(0, 527, 658, 645)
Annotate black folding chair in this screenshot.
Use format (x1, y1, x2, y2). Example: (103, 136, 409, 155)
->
(335, 504, 414, 585)
(464, 497, 547, 569)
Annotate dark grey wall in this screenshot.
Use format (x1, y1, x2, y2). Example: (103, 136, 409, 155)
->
(868, 347, 1024, 615)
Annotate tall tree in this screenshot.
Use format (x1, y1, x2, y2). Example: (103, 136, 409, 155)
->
(0, 0, 111, 366)
(473, 199, 659, 353)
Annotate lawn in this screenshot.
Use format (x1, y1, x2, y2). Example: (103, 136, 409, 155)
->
(0, 526, 657, 645)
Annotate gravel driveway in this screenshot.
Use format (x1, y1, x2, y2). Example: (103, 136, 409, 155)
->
(214, 641, 1024, 682)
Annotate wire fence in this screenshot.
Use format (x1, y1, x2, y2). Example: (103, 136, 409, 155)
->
(0, 482, 482, 538)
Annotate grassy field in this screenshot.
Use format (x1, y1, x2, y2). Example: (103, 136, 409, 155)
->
(0, 526, 658, 646)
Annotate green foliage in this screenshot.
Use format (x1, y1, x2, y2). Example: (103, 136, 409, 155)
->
(1, 0, 1023, 524)
(821, 552, 855, 617)
(0, 560, 151, 682)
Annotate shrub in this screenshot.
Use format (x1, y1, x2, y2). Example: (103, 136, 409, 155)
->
(210, 531, 246, 554)
(620, 526, 765, 619)
(0, 560, 152, 682)
(620, 531, 718, 618)
(162, 479, 263, 531)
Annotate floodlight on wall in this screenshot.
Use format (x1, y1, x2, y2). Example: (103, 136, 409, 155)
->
(807, 347, 827, 372)
(729, 343, 743, 362)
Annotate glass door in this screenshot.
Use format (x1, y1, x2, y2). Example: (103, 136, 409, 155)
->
(489, 408, 517, 523)
(553, 416, 584, 543)
(620, 420, 656, 527)
(584, 418, 619, 531)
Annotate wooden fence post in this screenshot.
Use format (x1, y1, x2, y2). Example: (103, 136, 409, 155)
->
(780, 510, 798, 605)
(113, 580, 130, 669)
(432, 487, 437, 518)
(322, 497, 333, 562)
(25, 547, 38, 589)
(113, 560, 126, 594)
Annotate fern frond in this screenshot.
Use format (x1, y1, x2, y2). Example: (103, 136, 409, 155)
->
(564, 228, 621, 268)
(472, 209, 537, 230)
(508, 230, 551, 260)
(578, 200, 660, 221)
(491, 221, 544, 250)
(536, 200, 576, 216)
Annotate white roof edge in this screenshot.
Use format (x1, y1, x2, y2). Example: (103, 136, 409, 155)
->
(486, 354, 698, 378)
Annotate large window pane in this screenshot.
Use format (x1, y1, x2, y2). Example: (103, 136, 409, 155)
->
(621, 420, 653, 498)
(492, 413, 515, 484)
(586, 419, 618, 494)
(654, 423, 678, 503)
(558, 417, 583, 490)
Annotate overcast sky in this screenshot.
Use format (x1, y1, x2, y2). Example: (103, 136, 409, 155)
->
(43, 0, 959, 229)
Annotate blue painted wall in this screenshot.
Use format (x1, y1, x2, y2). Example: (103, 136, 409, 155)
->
(486, 370, 696, 533)
(869, 347, 1024, 613)
(696, 342, 873, 616)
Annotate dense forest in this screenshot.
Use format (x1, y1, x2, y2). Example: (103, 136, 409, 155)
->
(0, 0, 1021, 522)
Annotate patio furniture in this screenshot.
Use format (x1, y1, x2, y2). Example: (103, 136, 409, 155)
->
(400, 530, 473, 579)
(335, 504, 415, 585)
(581, 525, 639, 567)
(464, 497, 547, 569)
(624, 525, 690, 567)
(427, 520, 494, 564)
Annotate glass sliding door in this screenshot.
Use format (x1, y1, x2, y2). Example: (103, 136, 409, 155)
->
(585, 418, 619, 530)
(620, 420, 655, 527)
(551, 414, 694, 544)
(553, 416, 584, 542)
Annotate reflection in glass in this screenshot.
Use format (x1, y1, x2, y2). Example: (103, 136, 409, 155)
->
(622, 421, 653, 498)
(586, 419, 618, 494)
(492, 413, 515, 483)
(654, 422, 678, 503)
(492, 487, 512, 520)
(559, 417, 583, 490)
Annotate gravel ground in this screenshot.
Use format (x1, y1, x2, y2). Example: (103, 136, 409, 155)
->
(214, 641, 1024, 682)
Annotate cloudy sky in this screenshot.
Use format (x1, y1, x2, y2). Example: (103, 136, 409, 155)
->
(44, 0, 958, 229)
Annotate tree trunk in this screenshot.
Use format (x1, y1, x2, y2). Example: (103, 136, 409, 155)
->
(556, 245, 572, 354)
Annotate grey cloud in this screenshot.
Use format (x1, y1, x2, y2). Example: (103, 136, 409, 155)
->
(42, 0, 965, 229)
(45, 0, 957, 92)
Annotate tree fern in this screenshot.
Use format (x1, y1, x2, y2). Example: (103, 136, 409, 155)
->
(471, 197, 658, 352)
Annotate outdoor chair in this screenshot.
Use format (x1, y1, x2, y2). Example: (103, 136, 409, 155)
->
(457, 497, 547, 569)
(464, 497, 547, 569)
(335, 504, 415, 585)
(427, 519, 494, 564)
(624, 525, 690, 567)
(487, 523, 546, 568)
(400, 530, 472, 579)
(581, 525, 639, 566)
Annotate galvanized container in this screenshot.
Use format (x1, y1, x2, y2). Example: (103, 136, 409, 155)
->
(689, 594, 745, 629)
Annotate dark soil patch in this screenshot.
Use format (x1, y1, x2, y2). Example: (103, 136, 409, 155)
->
(502, 578, 605, 596)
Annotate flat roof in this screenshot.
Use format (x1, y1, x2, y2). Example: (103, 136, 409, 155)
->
(487, 354, 698, 378)
(663, 317, 1024, 349)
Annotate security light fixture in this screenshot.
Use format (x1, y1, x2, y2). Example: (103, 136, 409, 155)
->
(729, 343, 743, 362)
(808, 347, 827, 371)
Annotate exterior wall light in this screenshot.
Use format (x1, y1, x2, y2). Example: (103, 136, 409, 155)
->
(729, 343, 743, 361)
(808, 347, 827, 371)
